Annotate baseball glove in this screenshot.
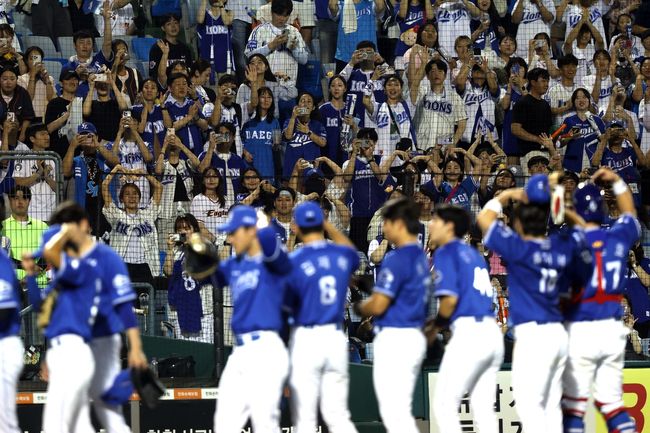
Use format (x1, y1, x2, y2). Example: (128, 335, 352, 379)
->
(37, 290, 58, 330)
(183, 233, 220, 280)
(131, 368, 166, 409)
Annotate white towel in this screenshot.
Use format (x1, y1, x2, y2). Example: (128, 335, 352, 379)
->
(342, 0, 357, 34)
(64, 97, 84, 142)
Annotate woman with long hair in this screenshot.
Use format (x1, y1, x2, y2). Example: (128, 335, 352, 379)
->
(18, 46, 55, 119)
(319, 75, 354, 166)
(559, 88, 605, 173)
(190, 166, 229, 244)
(241, 86, 280, 182)
(111, 39, 143, 106)
(236, 53, 297, 124)
(132, 78, 165, 155)
(282, 92, 327, 181)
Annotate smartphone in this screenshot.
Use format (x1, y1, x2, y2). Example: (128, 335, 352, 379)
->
(0, 38, 8, 47)
(167, 127, 175, 137)
(94, 73, 108, 82)
(297, 107, 310, 116)
(6, 112, 15, 122)
(122, 110, 131, 118)
(281, 28, 290, 37)
(511, 63, 520, 76)
(169, 233, 187, 243)
(473, 47, 482, 64)
(31, 54, 42, 65)
(534, 39, 545, 49)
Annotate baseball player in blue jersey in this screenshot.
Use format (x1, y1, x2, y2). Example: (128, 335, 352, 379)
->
(45, 202, 147, 433)
(562, 167, 641, 433)
(189, 205, 292, 433)
(286, 202, 360, 433)
(426, 205, 504, 433)
(0, 249, 23, 433)
(23, 223, 103, 433)
(355, 198, 432, 433)
(477, 174, 591, 433)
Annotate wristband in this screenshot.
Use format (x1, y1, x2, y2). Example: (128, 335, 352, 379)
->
(433, 314, 450, 329)
(612, 179, 627, 196)
(484, 198, 503, 214)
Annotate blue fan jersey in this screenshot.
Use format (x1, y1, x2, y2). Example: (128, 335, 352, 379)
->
(484, 222, 591, 326)
(85, 243, 137, 338)
(566, 214, 641, 322)
(45, 255, 102, 341)
(287, 242, 360, 326)
(433, 240, 494, 322)
(216, 229, 292, 335)
(0, 250, 20, 339)
(373, 243, 431, 329)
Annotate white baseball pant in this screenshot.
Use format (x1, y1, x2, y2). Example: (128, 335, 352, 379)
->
(74, 333, 131, 433)
(0, 336, 24, 433)
(289, 324, 358, 433)
(433, 317, 504, 433)
(512, 322, 568, 433)
(373, 327, 426, 433)
(43, 334, 95, 433)
(214, 331, 289, 433)
(562, 320, 632, 424)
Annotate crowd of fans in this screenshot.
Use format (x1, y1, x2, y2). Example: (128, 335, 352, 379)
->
(0, 0, 649, 358)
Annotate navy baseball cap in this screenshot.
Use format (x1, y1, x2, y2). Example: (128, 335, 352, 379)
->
(218, 206, 257, 234)
(32, 225, 62, 258)
(573, 182, 606, 223)
(101, 369, 134, 406)
(294, 201, 324, 228)
(525, 174, 551, 204)
(78, 122, 97, 135)
(608, 119, 625, 129)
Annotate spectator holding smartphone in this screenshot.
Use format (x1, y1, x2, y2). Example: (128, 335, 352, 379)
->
(319, 74, 354, 166)
(241, 86, 280, 182)
(131, 78, 165, 152)
(580, 49, 619, 116)
(0, 65, 35, 143)
(511, 0, 555, 58)
(190, 166, 229, 243)
(62, 122, 119, 236)
(82, 70, 129, 142)
(18, 47, 55, 120)
(282, 92, 326, 181)
(155, 131, 200, 249)
(209, 74, 243, 154)
(198, 122, 248, 202)
(149, 14, 193, 88)
(44, 70, 81, 158)
(499, 57, 528, 165)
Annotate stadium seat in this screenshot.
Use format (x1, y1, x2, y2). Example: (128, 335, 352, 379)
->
(23, 35, 60, 58)
(57, 36, 76, 59)
(11, 13, 31, 34)
(131, 37, 157, 61)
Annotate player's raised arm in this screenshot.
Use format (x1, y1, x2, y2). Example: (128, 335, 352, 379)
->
(591, 167, 636, 217)
(323, 220, 354, 248)
(476, 188, 528, 233)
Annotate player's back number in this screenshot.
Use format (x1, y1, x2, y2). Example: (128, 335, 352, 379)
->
(319, 275, 337, 305)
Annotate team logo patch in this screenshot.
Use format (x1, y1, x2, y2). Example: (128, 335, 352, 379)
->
(376, 268, 395, 289)
(113, 274, 132, 296)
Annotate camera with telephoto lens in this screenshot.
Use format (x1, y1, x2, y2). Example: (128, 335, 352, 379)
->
(169, 233, 187, 244)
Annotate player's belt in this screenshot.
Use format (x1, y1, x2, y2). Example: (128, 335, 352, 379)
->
(235, 332, 261, 346)
(299, 323, 343, 330)
(47, 334, 86, 349)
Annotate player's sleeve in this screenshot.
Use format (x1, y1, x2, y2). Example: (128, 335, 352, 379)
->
(258, 226, 292, 275)
(432, 250, 459, 298)
(106, 252, 137, 305)
(341, 245, 361, 273)
(373, 253, 404, 299)
(0, 258, 19, 310)
(610, 213, 642, 249)
(483, 221, 525, 262)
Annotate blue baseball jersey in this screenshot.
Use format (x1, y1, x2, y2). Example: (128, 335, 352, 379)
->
(282, 119, 327, 180)
(85, 243, 137, 338)
(346, 157, 394, 218)
(164, 97, 205, 156)
(625, 258, 650, 325)
(484, 222, 591, 326)
(0, 249, 20, 338)
(287, 242, 360, 326)
(566, 214, 641, 322)
(63, 51, 113, 97)
(395, 3, 425, 56)
(197, 11, 234, 73)
(345, 68, 386, 128)
(433, 240, 494, 322)
(216, 229, 292, 335)
(241, 116, 279, 181)
(373, 243, 432, 328)
(132, 104, 165, 150)
(561, 114, 605, 173)
(45, 254, 102, 341)
(319, 102, 347, 166)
